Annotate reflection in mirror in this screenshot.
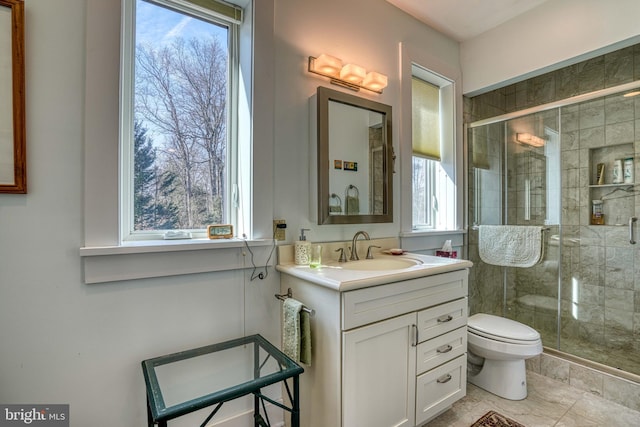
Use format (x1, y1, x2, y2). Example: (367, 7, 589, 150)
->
(0, 0, 26, 193)
(317, 87, 392, 224)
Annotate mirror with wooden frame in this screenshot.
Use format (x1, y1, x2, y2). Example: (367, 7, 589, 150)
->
(316, 86, 393, 224)
(0, 0, 25, 194)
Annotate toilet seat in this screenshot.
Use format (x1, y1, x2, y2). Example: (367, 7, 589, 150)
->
(468, 313, 540, 343)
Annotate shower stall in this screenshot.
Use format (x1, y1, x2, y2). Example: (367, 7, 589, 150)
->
(467, 83, 640, 378)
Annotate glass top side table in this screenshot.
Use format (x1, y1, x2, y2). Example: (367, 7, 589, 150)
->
(142, 334, 304, 427)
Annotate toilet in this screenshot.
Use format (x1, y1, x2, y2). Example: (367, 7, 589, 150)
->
(467, 313, 543, 400)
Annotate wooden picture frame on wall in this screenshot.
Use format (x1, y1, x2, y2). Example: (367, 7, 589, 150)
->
(0, 0, 26, 194)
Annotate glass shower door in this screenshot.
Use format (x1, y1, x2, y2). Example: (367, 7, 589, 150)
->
(467, 108, 561, 348)
(468, 86, 640, 377)
(503, 110, 561, 348)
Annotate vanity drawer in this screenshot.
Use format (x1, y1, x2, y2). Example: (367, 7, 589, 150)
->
(416, 298, 467, 343)
(342, 269, 468, 330)
(416, 326, 466, 375)
(415, 355, 467, 426)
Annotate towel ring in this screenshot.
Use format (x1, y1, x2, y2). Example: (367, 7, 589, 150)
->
(345, 184, 359, 198)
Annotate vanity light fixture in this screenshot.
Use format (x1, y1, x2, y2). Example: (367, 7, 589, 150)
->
(623, 90, 640, 98)
(308, 54, 388, 94)
(516, 133, 545, 148)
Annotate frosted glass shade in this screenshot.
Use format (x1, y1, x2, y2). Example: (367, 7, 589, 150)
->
(314, 54, 342, 77)
(340, 63, 366, 83)
(516, 133, 545, 147)
(363, 71, 388, 91)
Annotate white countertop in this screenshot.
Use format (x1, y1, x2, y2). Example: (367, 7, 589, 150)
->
(276, 253, 473, 292)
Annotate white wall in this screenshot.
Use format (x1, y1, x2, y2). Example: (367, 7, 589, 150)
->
(272, 0, 460, 244)
(461, 0, 640, 95)
(0, 0, 462, 426)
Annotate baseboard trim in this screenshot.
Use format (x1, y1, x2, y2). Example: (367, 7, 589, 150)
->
(206, 400, 285, 427)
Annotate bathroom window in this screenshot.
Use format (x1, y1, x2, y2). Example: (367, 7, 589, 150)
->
(411, 68, 456, 230)
(120, 0, 248, 241)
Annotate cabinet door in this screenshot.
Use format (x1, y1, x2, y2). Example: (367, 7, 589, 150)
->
(342, 313, 416, 427)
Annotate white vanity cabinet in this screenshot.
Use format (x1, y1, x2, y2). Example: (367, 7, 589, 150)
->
(343, 312, 417, 427)
(280, 267, 469, 427)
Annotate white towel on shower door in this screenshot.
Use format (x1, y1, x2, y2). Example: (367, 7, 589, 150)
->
(478, 225, 544, 268)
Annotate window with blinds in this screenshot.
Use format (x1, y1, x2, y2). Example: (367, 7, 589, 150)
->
(412, 77, 441, 161)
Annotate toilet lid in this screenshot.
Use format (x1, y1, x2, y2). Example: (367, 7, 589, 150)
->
(468, 313, 540, 341)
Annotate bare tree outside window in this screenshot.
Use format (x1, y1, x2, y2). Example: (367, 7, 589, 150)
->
(133, 1, 229, 231)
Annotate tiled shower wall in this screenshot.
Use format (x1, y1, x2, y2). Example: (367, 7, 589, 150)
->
(466, 43, 640, 375)
(465, 45, 640, 123)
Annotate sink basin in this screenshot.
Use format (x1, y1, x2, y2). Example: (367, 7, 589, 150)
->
(333, 257, 422, 271)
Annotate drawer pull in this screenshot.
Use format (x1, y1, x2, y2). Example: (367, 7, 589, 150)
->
(411, 324, 418, 347)
(437, 374, 452, 384)
(437, 314, 453, 323)
(436, 344, 453, 354)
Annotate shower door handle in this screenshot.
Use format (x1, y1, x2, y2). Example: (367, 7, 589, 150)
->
(630, 217, 637, 245)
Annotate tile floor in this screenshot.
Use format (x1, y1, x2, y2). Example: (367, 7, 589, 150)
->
(427, 372, 640, 426)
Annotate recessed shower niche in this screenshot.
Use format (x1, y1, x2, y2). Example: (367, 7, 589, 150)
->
(588, 143, 635, 225)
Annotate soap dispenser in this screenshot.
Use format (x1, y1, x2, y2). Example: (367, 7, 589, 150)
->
(294, 229, 311, 265)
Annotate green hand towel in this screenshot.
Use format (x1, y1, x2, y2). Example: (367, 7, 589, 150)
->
(300, 310, 312, 366)
(282, 298, 312, 365)
(283, 298, 302, 361)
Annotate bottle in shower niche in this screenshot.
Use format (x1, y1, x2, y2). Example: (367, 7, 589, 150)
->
(591, 199, 604, 225)
(624, 157, 634, 184)
(612, 159, 624, 184)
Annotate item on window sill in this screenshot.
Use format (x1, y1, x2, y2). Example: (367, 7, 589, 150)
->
(436, 240, 457, 258)
(435, 250, 457, 258)
(207, 224, 233, 239)
(163, 230, 192, 240)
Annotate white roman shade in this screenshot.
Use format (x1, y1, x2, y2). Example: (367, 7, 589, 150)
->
(145, 0, 243, 24)
(412, 76, 441, 161)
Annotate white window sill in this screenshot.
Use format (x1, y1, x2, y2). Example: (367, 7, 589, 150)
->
(400, 229, 466, 253)
(400, 229, 466, 238)
(80, 238, 276, 284)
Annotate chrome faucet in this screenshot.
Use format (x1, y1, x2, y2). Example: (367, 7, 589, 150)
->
(350, 231, 370, 261)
